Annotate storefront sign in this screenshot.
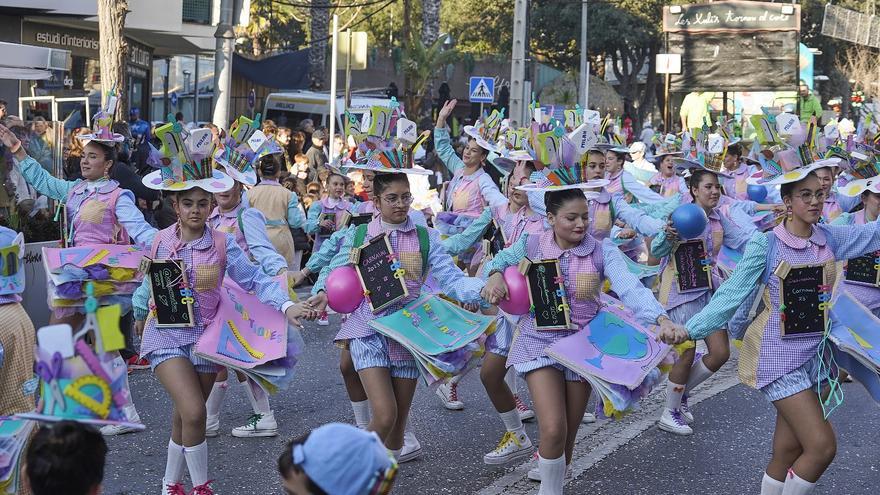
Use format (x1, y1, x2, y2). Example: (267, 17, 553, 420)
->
(24, 23, 152, 69)
(663, 1, 800, 32)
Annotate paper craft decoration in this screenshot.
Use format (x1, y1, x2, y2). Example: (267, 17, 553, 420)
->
(351, 233, 408, 313)
(18, 292, 142, 429)
(844, 251, 880, 287)
(195, 276, 300, 394)
(779, 263, 829, 338)
(0, 235, 24, 296)
(0, 419, 35, 495)
(148, 259, 195, 328)
(369, 294, 495, 385)
(42, 244, 146, 309)
(524, 258, 571, 330)
(829, 289, 880, 403)
(673, 240, 712, 293)
(546, 296, 672, 416)
(318, 212, 337, 237)
(338, 211, 373, 229)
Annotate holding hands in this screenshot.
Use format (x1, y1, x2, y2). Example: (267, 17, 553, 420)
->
(481, 271, 509, 305)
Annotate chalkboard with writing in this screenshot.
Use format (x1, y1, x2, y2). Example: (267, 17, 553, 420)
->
(148, 259, 195, 327)
(845, 252, 880, 287)
(526, 259, 571, 331)
(318, 212, 337, 237)
(780, 264, 828, 338)
(482, 219, 506, 259)
(353, 233, 408, 313)
(673, 240, 712, 293)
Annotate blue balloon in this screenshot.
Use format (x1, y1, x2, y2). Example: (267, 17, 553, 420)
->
(747, 184, 768, 203)
(670, 203, 709, 239)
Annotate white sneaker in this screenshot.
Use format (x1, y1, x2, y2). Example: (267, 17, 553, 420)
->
(483, 430, 533, 465)
(581, 412, 596, 424)
(101, 413, 143, 436)
(435, 382, 464, 410)
(398, 430, 422, 463)
(231, 411, 279, 437)
(527, 464, 573, 481)
(514, 395, 535, 422)
(658, 408, 693, 435)
(317, 317, 329, 326)
(680, 394, 694, 425)
(205, 413, 220, 438)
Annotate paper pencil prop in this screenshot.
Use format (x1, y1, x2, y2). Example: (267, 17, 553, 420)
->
(0, 419, 35, 494)
(18, 284, 142, 429)
(194, 276, 303, 394)
(369, 294, 496, 385)
(829, 289, 880, 404)
(42, 244, 146, 309)
(545, 296, 672, 417)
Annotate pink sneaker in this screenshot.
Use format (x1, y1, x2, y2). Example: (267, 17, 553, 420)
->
(165, 483, 187, 495)
(189, 481, 214, 495)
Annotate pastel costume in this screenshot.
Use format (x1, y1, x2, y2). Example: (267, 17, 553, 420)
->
(833, 210, 880, 318)
(0, 227, 34, 416)
(247, 178, 304, 269)
(485, 231, 667, 381)
(605, 169, 665, 204)
(208, 201, 287, 277)
(648, 173, 689, 200)
(434, 126, 507, 264)
(821, 191, 859, 224)
(133, 225, 293, 373)
(720, 162, 757, 201)
(16, 156, 155, 247)
(305, 197, 352, 252)
(315, 216, 484, 378)
(653, 206, 756, 325)
(686, 222, 880, 400)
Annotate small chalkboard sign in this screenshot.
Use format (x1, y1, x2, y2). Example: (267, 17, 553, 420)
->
(148, 259, 195, 327)
(348, 213, 373, 227)
(780, 263, 828, 338)
(353, 233, 408, 313)
(845, 251, 880, 287)
(524, 258, 571, 330)
(672, 240, 712, 293)
(482, 219, 507, 259)
(318, 212, 337, 237)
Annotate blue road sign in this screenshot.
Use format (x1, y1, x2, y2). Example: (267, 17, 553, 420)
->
(469, 77, 495, 104)
(170, 91, 178, 108)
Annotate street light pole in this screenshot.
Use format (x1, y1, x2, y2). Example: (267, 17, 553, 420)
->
(212, 0, 235, 129)
(510, 0, 527, 126)
(579, 0, 589, 108)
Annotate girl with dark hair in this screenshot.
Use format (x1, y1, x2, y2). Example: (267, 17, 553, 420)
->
(483, 185, 682, 495)
(247, 154, 305, 270)
(652, 158, 757, 436)
(604, 147, 665, 204)
(660, 149, 880, 494)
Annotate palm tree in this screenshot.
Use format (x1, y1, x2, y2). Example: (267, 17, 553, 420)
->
(308, 0, 331, 89)
(403, 33, 457, 118)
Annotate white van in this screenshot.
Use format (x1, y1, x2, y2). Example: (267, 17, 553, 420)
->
(262, 90, 393, 131)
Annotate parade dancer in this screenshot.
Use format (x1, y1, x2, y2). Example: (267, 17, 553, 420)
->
(653, 150, 757, 435)
(0, 227, 34, 419)
(247, 154, 304, 269)
(483, 186, 683, 495)
(134, 132, 306, 495)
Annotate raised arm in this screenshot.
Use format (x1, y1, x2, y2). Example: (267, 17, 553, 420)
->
(15, 155, 76, 201)
(823, 221, 880, 261)
(622, 172, 665, 204)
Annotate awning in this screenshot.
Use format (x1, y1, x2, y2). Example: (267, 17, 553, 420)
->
(0, 67, 51, 80)
(232, 50, 310, 90)
(0, 41, 70, 80)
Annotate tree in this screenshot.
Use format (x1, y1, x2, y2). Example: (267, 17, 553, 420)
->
(308, 0, 331, 89)
(237, 0, 306, 57)
(402, 34, 458, 118)
(421, 0, 441, 46)
(97, 0, 128, 119)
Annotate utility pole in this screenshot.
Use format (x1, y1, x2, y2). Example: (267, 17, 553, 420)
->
(579, 0, 589, 108)
(510, 0, 527, 126)
(212, 0, 234, 129)
(193, 53, 200, 123)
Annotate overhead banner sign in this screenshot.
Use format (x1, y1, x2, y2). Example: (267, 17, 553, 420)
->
(822, 4, 880, 49)
(663, 1, 800, 33)
(668, 31, 798, 92)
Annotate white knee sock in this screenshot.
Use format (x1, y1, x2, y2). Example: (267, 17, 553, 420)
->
(781, 471, 816, 495)
(390, 448, 402, 461)
(504, 367, 518, 396)
(498, 408, 524, 433)
(183, 441, 209, 487)
(537, 454, 566, 495)
(665, 380, 686, 411)
(162, 439, 186, 485)
(685, 357, 715, 394)
(205, 380, 228, 417)
(351, 400, 371, 429)
(761, 472, 785, 495)
(242, 379, 271, 415)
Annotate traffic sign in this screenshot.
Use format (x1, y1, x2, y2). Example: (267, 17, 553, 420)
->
(170, 91, 178, 108)
(247, 89, 256, 110)
(469, 77, 495, 104)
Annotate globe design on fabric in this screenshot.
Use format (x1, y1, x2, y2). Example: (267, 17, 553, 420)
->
(585, 312, 648, 369)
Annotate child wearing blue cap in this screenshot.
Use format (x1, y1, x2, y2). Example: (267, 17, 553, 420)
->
(278, 423, 397, 495)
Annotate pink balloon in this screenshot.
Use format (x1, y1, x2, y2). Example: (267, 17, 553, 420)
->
(326, 266, 364, 314)
(498, 266, 531, 315)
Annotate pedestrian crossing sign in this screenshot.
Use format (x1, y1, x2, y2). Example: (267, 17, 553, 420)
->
(469, 77, 495, 103)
